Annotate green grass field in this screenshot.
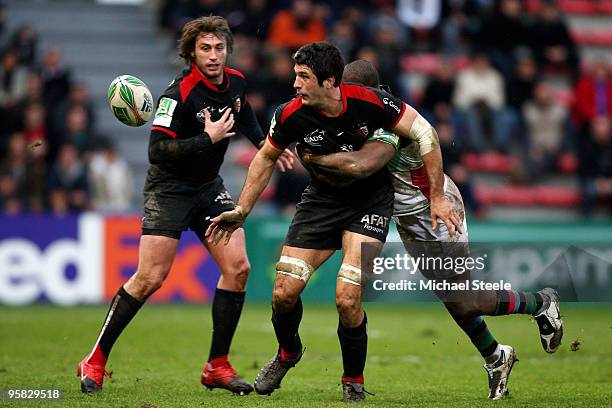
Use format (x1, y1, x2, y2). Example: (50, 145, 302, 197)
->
(0, 303, 611, 407)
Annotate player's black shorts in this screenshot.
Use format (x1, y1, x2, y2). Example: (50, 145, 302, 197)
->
(285, 183, 394, 249)
(142, 175, 234, 240)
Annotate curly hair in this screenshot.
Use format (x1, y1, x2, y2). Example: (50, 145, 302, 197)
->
(178, 16, 233, 66)
(293, 42, 344, 87)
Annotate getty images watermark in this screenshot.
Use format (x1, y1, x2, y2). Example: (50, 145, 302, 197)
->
(360, 242, 612, 302)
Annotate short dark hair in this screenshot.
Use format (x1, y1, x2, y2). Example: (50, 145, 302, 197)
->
(342, 60, 380, 87)
(178, 16, 233, 66)
(293, 41, 344, 87)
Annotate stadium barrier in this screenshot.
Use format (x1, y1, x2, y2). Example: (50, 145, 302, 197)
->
(0, 214, 610, 305)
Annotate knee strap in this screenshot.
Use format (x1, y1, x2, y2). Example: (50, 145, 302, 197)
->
(276, 256, 314, 283)
(338, 263, 362, 286)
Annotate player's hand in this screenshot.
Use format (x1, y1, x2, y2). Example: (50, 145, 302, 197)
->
(430, 196, 462, 237)
(204, 108, 235, 143)
(205, 206, 246, 245)
(276, 148, 295, 172)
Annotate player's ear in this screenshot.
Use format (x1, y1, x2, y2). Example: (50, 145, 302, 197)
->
(323, 77, 334, 89)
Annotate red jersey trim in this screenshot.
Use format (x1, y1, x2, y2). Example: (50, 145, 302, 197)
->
(280, 97, 303, 124)
(267, 134, 286, 150)
(179, 64, 231, 102)
(342, 83, 384, 109)
(389, 102, 407, 129)
(410, 166, 430, 199)
(224, 67, 245, 79)
(151, 126, 177, 139)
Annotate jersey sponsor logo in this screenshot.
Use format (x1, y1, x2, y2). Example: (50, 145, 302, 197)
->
(152, 97, 177, 127)
(340, 144, 354, 152)
(360, 213, 389, 234)
(214, 190, 233, 205)
(383, 97, 401, 113)
(196, 104, 231, 123)
(304, 129, 326, 146)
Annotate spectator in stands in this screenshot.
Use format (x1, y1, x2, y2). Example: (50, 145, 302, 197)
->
(63, 104, 94, 153)
(0, 133, 27, 201)
(263, 50, 296, 115)
(477, 0, 529, 81)
(46, 143, 90, 213)
(421, 58, 456, 123)
(505, 51, 539, 150)
(52, 81, 95, 138)
(364, 6, 406, 97)
(396, 0, 441, 30)
(530, 0, 579, 80)
(453, 52, 511, 152)
(571, 60, 612, 136)
(40, 47, 71, 121)
(0, 48, 28, 138)
(10, 24, 38, 67)
(89, 140, 133, 212)
(22, 103, 46, 146)
(523, 81, 568, 177)
(268, 0, 326, 50)
(578, 116, 612, 215)
(328, 18, 357, 61)
(230, 0, 273, 39)
(0, 171, 20, 214)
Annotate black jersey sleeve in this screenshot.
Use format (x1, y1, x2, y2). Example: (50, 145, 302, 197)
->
(236, 98, 265, 148)
(148, 94, 212, 164)
(267, 102, 296, 150)
(369, 87, 406, 130)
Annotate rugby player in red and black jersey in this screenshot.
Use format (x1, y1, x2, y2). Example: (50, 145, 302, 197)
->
(77, 16, 294, 396)
(206, 42, 460, 402)
(301, 60, 563, 401)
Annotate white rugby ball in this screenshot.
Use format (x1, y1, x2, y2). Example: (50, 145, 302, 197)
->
(107, 75, 154, 127)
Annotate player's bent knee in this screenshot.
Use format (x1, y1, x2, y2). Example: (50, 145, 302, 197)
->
(275, 256, 313, 284)
(223, 258, 250, 287)
(337, 263, 362, 286)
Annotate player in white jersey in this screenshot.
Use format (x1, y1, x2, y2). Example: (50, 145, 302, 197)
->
(300, 60, 563, 401)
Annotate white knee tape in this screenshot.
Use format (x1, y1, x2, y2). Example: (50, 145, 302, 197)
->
(338, 263, 362, 286)
(276, 256, 314, 283)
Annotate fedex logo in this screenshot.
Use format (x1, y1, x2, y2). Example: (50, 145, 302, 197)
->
(0, 215, 220, 305)
(0, 215, 102, 306)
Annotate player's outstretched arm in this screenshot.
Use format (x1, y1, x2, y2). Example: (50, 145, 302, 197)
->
(392, 104, 462, 235)
(300, 140, 395, 179)
(206, 139, 283, 245)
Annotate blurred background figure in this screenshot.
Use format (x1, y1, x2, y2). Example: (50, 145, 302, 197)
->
(46, 143, 90, 213)
(89, 140, 133, 213)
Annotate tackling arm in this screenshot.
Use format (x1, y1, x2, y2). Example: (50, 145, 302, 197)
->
(392, 104, 462, 234)
(300, 140, 396, 179)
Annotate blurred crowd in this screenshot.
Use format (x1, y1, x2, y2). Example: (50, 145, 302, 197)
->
(158, 0, 611, 216)
(1, 0, 610, 217)
(0, 21, 133, 215)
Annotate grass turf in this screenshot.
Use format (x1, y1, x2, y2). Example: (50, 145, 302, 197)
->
(0, 303, 610, 407)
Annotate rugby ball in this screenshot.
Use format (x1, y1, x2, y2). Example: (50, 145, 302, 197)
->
(107, 75, 154, 127)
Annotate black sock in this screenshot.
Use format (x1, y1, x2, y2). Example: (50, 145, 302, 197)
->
(272, 296, 303, 354)
(88, 286, 143, 365)
(208, 288, 246, 361)
(338, 312, 368, 380)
